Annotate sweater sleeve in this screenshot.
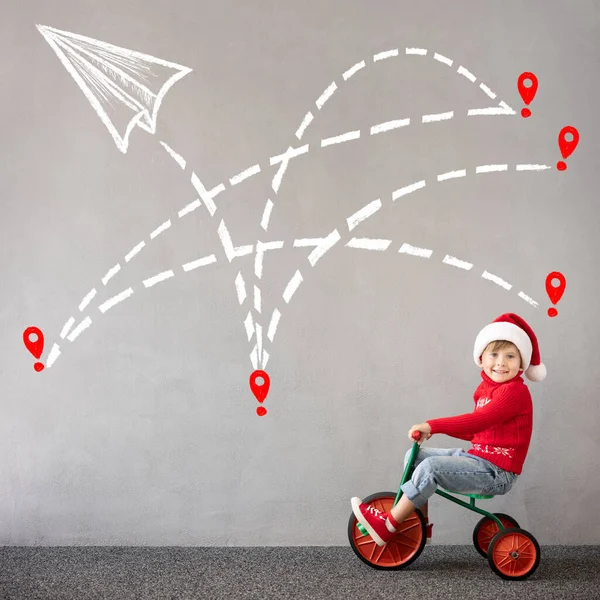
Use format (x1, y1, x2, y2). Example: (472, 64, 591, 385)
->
(451, 432, 475, 441)
(426, 383, 525, 438)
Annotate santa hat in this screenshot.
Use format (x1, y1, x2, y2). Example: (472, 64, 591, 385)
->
(473, 313, 546, 382)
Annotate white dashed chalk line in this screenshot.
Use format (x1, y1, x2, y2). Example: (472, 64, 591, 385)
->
(47, 47, 519, 369)
(47, 157, 548, 369)
(265, 163, 549, 353)
(161, 141, 186, 170)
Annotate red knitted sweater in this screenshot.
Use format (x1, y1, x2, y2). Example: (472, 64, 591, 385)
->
(426, 372, 533, 474)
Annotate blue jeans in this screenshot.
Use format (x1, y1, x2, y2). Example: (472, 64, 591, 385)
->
(400, 447, 518, 509)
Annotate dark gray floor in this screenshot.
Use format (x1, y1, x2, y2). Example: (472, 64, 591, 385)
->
(0, 546, 598, 600)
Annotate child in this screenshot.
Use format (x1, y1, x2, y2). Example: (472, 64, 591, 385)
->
(351, 313, 545, 547)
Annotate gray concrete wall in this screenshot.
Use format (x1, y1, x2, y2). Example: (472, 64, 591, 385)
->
(1, 0, 599, 545)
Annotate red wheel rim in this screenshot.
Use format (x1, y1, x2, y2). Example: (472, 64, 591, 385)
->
(476, 516, 517, 555)
(490, 531, 539, 578)
(350, 496, 424, 567)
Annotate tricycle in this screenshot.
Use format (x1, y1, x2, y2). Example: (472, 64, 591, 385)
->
(348, 432, 541, 580)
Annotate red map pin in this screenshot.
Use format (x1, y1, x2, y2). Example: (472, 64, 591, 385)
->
(23, 326, 45, 372)
(557, 126, 579, 171)
(249, 370, 270, 416)
(545, 271, 566, 317)
(517, 72, 538, 118)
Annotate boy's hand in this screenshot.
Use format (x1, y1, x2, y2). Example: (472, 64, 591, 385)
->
(408, 423, 432, 445)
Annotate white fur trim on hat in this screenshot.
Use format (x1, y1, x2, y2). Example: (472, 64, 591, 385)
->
(473, 322, 533, 371)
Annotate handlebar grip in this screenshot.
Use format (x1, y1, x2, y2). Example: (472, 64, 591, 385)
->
(411, 431, 421, 441)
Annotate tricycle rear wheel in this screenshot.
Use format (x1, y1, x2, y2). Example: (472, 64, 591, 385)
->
(487, 527, 541, 580)
(347, 491, 426, 570)
(473, 513, 520, 557)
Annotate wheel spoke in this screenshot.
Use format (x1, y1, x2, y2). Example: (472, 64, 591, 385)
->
(373, 498, 387, 513)
(495, 554, 514, 569)
(516, 538, 533, 553)
(356, 537, 376, 548)
(360, 538, 382, 562)
(393, 537, 422, 551)
(481, 531, 495, 544)
(398, 521, 420, 533)
(372, 544, 387, 562)
(386, 541, 401, 563)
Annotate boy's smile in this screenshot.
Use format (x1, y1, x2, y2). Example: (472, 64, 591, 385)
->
(481, 342, 522, 383)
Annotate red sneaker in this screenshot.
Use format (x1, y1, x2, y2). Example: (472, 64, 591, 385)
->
(350, 497, 396, 546)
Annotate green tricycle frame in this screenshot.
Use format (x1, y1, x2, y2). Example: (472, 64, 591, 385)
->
(348, 435, 541, 580)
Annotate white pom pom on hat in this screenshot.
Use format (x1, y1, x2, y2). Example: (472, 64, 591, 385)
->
(473, 313, 546, 382)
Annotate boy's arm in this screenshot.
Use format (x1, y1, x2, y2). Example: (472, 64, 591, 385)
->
(426, 384, 527, 438)
(452, 432, 475, 441)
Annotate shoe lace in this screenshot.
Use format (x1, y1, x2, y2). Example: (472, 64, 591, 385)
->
(366, 505, 382, 517)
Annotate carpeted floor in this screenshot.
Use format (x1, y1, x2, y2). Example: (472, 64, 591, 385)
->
(0, 546, 598, 600)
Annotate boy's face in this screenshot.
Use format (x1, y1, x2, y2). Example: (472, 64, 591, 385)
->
(481, 342, 522, 383)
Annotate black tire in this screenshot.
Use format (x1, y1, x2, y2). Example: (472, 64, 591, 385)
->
(487, 527, 541, 580)
(348, 491, 426, 570)
(473, 513, 520, 558)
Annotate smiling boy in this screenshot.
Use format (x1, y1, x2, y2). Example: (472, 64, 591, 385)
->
(351, 313, 546, 547)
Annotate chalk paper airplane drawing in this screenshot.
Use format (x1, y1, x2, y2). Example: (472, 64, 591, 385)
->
(37, 25, 192, 153)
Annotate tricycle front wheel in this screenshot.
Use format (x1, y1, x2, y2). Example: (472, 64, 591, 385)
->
(347, 491, 426, 570)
